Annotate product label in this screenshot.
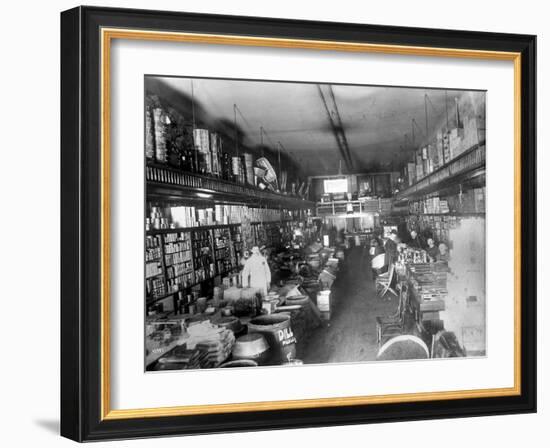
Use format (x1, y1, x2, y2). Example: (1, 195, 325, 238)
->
(277, 327, 297, 346)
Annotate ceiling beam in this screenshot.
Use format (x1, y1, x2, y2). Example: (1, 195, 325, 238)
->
(317, 85, 353, 172)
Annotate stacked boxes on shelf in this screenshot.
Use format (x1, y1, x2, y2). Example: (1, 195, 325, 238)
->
(446, 187, 486, 214)
(146, 224, 247, 307)
(447, 127, 464, 160)
(145, 235, 163, 261)
(164, 232, 194, 293)
(146, 235, 165, 299)
(191, 229, 216, 284)
(407, 214, 459, 245)
(461, 115, 486, 155)
(170, 206, 197, 228)
(405, 112, 485, 187)
(407, 162, 416, 186)
(473, 187, 485, 213)
(213, 227, 233, 276)
(409, 187, 484, 216)
(145, 97, 307, 196)
(148, 203, 295, 229)
(250, 220, 300, 248)
(230, 225, 243, 267)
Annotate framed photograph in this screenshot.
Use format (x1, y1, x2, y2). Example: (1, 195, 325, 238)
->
(61, 6, 536, 442)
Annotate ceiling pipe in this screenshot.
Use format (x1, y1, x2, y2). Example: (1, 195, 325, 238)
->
(327, 85, 354, 169)
(317, 85, 353, 172)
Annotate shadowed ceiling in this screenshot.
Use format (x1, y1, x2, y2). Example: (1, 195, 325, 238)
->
(151, 76, 479, 176)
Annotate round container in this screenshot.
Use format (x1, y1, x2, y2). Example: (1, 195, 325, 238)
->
(247, 314, 296, 364)
(214, 316, 243, 334)
(219, 359, 258, 368)
(232, 333, 270, 365)
(221, 307, 233, 317)
(285, 295, 309, 306)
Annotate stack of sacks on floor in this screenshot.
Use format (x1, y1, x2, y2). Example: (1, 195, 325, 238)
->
(186, 321, 236, 367)
(155, 345, 209, 370)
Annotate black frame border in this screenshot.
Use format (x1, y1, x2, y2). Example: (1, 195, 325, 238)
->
(61, 6, 536, 442)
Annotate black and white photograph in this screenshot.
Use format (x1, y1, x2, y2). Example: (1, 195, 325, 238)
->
(54, 4, 538, 443)
(144, 76, 486, 370)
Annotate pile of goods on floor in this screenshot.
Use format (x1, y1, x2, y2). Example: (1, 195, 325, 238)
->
(147, 242, 345, 371)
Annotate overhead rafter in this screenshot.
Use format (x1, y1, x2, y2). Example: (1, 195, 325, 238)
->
(317, 84, 354, 172)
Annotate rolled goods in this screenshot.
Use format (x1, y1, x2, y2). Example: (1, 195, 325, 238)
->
(256, 157, 278, 189)
(253, 167, 266, 178)
(152, 108, 167, 163)
(145, 108, 155, 159)
(244, 153, 254, 185)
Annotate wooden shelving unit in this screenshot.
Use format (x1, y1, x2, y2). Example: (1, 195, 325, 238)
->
(144, 161, 314, 313)
(146, 163, 315, 210)
(315, 198, 394, 217)
(410, 212, 485, 218)
(395, 143, 485, 202)
(145, 224, 243, 310)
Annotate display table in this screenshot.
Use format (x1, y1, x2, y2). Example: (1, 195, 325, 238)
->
(396, 261, 448, 333)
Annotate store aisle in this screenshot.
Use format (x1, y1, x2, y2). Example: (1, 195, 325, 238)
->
(299, 247, 397, 364)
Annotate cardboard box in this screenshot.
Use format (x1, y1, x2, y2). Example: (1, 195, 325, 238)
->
(407, 162, 416, 186)
(416, 163, 424, 180)
(474, 187, 485, 213)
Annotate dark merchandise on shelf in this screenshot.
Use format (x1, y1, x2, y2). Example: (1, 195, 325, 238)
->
(144, 79, 488, 370)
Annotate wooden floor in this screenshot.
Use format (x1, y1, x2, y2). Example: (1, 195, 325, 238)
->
(299, 247, 397, 364)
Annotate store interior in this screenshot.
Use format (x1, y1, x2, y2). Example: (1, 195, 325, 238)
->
(145, 77, 486, 370)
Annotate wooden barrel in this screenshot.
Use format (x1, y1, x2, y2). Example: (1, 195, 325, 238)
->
(219, 359, 258, 368)
(248, 313, 297, 364)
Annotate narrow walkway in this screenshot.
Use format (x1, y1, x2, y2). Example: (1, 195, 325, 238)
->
(299, 247, 397, 364)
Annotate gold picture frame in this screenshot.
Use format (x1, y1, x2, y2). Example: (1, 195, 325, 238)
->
(61, 6, 536, 441)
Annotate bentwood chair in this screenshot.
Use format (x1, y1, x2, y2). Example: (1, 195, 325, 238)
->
(376, 282, 409, 348)
(375, 262, 398, 299)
